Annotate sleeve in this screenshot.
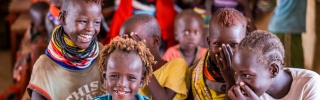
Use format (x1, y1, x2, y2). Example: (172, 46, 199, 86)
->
(163, 58, 190, 100)
(26, 55, 53, 100)
(304, 74, 320, 100)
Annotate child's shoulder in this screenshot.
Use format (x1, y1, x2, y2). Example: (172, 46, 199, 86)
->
(33, 54, 55, 67)
(162, 58, 189, 72)
(286, 68, 320, 87)
(167, 58, 188, 66)
(287, 68, 320, 79)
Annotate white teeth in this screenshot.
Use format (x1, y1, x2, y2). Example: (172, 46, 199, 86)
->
(119, 91, 125, 94)
(114, 90, 127, 95)
(79, 34, 92, 38)
(78, 34, 93, 42)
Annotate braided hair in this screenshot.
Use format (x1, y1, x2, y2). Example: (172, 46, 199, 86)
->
(238, 30, 285, 67)
(99, 36, 156, 86)
(209, 8, 249, 36)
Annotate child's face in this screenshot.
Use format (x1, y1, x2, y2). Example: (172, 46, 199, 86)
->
(105, 53, 143, 100)
(175, 18, 203, 51)
(61, 1, 101, 49)
(207, 22, 246, 63)
(232, 50, 273, 97)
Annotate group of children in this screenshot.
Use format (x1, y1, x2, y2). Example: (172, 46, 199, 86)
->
(5, 0, 320, 100)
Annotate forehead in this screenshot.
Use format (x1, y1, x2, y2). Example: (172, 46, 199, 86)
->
(30, 10, 46, 19)
(120, 23, 149, 39)
(232, 50, 265, 72)
(176, 17, 202, 28)
(67, 1, 101, 15)
(209, 23, 245, 41)
(107, 52, 143, 71)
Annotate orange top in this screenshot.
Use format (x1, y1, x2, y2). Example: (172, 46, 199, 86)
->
(163, 44, 207, 64)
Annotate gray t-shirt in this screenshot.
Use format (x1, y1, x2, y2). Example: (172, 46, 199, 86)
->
(27, 54, 105, 100)
(260, 68, 320, 100)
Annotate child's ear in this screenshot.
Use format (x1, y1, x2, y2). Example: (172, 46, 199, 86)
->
(269, 63, 279, 78)
(102, 71, 107, 81)
(152, 35, 161, 48)
(207, 36, 210, 46)
(58, 11, 66, 25)
(139, 78, 145, 88)
(174, 31, 179, 41)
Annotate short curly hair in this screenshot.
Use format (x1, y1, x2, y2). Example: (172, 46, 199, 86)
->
(99, 36, 156, 86)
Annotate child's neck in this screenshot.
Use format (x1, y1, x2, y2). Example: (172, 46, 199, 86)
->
(267, 69, 293, 99)
(180, 47, 197, 57)
(180, 47, 197, 66)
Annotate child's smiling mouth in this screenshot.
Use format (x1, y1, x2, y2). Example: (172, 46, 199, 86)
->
(78, 34, 93, 42)
(113, 90, 130, 95)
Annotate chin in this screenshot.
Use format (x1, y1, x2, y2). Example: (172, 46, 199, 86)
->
(255, 91, 264, 97)
(112, 94, 133, 100)
(76, 42, 92, 49)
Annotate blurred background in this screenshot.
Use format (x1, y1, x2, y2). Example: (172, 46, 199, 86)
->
(1, 0, 320, 99)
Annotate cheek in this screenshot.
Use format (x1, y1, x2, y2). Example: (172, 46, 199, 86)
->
(194, 34, 202, 41)
(95, 25, 101, 34)
(249, 77, 269, 93)
(209, 46, 219, 55)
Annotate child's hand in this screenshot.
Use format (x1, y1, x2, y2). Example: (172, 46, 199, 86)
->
(214, 44, 235, 86)
(13, 54, 28, 82)
(228, 82, 260, 100)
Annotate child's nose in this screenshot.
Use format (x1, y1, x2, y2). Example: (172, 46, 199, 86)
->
(117, 77, 128, 88)
(235, 75, 242, 85)
(85, 22, 94, 31)
(186, 32, 196, 39)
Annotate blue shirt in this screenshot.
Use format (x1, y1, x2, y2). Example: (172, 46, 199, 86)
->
(92, 94, 150, 100)
(268, 0, 306, 33)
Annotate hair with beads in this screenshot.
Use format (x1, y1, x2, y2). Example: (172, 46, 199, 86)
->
(210, 8, 248, 29)
(99, 36, 156, 86)
(238, 30, 285, 67)
(61, 0, 103, 12)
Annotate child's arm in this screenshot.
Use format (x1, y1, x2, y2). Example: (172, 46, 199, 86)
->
(31, 91, 46, 100)
(147, 75, 176, 100)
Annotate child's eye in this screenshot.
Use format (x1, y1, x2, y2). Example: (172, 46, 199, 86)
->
(213, 42, 221, 46)
(110, 75, 119, 78)
(194, 30, 199, 35)
(77, 20, 87, 24)
(128, 76, 136, 80)
(242, 74, 251, 79)
(230, 43, 238, 48)
(184, 31, 190, 35)
(94, 21, 101, 25)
